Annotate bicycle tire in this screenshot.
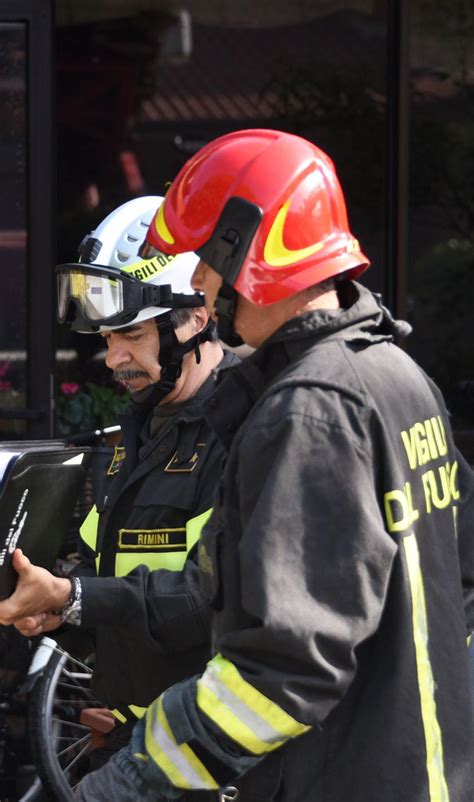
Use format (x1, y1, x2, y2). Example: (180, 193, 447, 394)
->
(28, 647, 98, 801)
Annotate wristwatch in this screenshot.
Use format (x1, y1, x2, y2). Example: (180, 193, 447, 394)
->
(58, 576, 82, 626)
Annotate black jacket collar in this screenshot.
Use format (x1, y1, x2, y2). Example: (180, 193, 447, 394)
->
(206, 282, 411, 449)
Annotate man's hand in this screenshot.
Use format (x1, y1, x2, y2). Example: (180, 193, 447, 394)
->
(0, 549, 72, 628)
(14, 611, 62, 637)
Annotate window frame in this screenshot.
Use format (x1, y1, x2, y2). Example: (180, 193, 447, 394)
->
(0, 0, 55, 438)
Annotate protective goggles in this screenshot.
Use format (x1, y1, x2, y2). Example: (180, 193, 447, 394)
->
(56, 263, 203, 333)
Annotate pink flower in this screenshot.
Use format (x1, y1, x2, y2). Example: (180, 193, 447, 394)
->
(60, 382, 80, 396)
(0, 362, 10, 379)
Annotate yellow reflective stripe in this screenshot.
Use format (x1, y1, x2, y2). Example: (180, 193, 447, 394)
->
(111, 705, 146, 724)
(80, 505, 210, 577)
(403, 533, 450, 802)
(79, 505, 99, 551)
(186, 508, 213, 551)
(129, 705, 146, 719)
(145, 696, 218, 790)
(114, 510, 212, 577)
(154, 200, 175, 245)
(198, 681, 285, 755)
(80, 505, 100, 573)
(115, 551, 188, 576)
(207, 654, 310, 738)
(468, 633, 472, 648)
(197, 654, 310, 755)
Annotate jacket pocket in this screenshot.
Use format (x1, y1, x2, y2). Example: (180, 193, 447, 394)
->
(131, 468, 198, 512)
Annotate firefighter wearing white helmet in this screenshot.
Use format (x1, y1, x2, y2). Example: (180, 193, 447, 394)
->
(56, 195, 217, 401)
(1, 197, 237, 787)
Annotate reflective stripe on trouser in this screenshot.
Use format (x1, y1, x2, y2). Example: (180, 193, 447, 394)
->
(197, 653, 311, 755)
(144, 695, 219, 790)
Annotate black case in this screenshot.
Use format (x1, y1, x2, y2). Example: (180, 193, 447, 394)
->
(0, 444, 91, 599)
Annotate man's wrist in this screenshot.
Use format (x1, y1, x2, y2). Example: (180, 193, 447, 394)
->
(52, 577, 74, 611)
(52, 576, 83, 625)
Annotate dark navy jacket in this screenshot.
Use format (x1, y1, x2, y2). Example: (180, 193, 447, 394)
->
(75, 353, 237, 712)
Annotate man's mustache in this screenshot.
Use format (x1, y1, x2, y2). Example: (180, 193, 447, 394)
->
(113, 369, 149, 382)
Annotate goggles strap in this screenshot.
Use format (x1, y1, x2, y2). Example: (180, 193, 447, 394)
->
(144, 285, 205, 310)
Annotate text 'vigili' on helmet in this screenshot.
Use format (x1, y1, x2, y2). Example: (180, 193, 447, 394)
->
(142, 129, 370, 308)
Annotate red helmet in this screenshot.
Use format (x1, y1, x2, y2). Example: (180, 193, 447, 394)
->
(145, 129, 369, 305)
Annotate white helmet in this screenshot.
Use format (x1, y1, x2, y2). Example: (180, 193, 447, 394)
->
(56, 196, 202, 334)
(56, 196, 214, 401)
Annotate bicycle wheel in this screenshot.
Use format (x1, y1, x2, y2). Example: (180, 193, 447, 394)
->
(28, 645, 101, 801)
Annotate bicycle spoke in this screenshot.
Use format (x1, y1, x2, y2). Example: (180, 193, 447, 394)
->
(57, 733, 91, 759)
(53, 697, 96, 705)
(63, 669, 92, 679)
(51, 716, 90, 731)
(57, 679, 93, 693)
(51, 645, 93, 674)
(62, 739, 94, 775)
(55, 681, 97, 701)
(50, 730, 92, 743)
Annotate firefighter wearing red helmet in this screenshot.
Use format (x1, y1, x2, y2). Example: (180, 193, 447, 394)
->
(75, 130, 474, 802)
(142, 128, 370, 343)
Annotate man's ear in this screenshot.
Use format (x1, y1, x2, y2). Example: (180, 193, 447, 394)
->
(193, 306, 210, 334)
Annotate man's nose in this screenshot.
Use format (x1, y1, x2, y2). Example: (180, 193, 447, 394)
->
(105, 338, 131, 370)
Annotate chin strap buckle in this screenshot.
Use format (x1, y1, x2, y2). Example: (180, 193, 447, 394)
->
(159, 361, 183, 395)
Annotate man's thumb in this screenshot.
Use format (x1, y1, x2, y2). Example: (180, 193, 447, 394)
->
(12, 548, 31, 574)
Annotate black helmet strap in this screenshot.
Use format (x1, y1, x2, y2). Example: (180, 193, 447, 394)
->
(151, 313, 216, 400)
(214, 281, 244, 348)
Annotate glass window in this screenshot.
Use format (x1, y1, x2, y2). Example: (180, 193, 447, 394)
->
(407, 1, 474, 450)
(135, 6, 389, 295)
(55, 4, 390, 437)
(0, 23, 27, 438)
